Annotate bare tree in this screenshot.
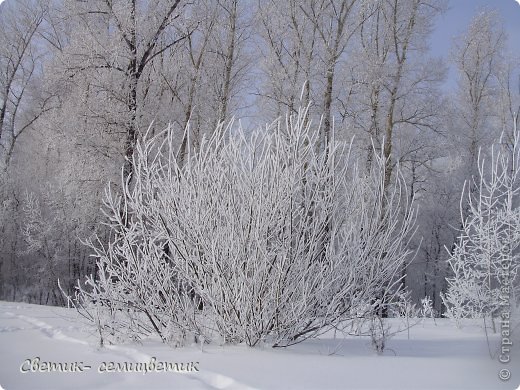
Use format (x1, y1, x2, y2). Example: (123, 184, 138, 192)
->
(255, 0, 319, 119)
(303, 0, 360, 147)
(452, 10, 507, 176)
(61, 0, 192, 179)
(0, 0, 55, 169)
(338, 0, 446, 296)
(256, 0, 361, 144)
(169, 0, 251, 167)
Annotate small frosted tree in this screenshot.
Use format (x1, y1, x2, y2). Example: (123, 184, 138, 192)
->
(443, 124, 520, 327)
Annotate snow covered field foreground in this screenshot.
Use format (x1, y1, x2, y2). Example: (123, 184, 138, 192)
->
(0, 301, 518, 390)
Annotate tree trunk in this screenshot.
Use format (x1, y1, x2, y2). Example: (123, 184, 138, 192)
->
(218, 0, 238, 125)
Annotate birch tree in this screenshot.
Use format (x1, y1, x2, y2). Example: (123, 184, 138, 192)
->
(305, 0, 360, 146)
(0, 0, 62, 301)
(61, 0, 192, 179)
(255, 0, 319, 119)
(171, 0, 251, 167)
(361, 0, 445, 191)
(0, 0, 55, 169)
(343, 0, 446, 172)
(256, 0, 361, 144)
(451, 10, 507, 178)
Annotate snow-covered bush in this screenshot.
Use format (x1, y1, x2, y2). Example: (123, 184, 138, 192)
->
(73, 107, 416, 347)
(442, 128, 520, 326)
(420, 296, 435, 319)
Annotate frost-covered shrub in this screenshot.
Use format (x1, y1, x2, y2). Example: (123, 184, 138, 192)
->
(73, 107, 416, 347)
(420, 296, 435, 318)
(442, 129, 520, 325)
(369, 314, 391, 354)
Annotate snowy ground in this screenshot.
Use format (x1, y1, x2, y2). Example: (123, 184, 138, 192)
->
(0, 301, 518, 390)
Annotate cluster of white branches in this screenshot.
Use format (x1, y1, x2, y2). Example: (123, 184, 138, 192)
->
(72, 107, 416, 347)
(443, 126, 520, 323)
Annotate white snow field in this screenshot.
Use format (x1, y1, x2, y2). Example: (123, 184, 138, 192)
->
(0, 301, 518, 390)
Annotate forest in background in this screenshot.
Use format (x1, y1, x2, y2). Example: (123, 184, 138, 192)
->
(0, 0, 519, 320)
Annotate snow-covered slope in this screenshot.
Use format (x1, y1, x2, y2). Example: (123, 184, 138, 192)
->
(0, 301, 518, 390)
